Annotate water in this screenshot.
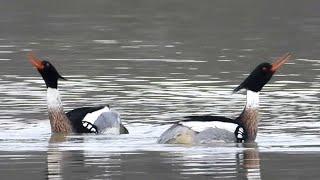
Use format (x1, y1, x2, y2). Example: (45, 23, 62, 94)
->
(0, 0, 319, 179)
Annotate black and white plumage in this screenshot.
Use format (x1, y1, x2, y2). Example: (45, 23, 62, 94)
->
(157, 117, 245, 144)
(157, 53, 292, 144)
(29, 52, 129, 134)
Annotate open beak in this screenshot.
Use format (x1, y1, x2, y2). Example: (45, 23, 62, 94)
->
(271, 53, 292, 72)
(28, 51, 44, 70)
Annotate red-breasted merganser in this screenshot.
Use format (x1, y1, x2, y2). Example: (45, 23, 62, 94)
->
(157, 53, 291, 144)
(29, 52, 129, 134)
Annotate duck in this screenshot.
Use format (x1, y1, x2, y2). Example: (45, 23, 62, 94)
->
(28, 52, 129, 134)
(157, 53, 291, 144)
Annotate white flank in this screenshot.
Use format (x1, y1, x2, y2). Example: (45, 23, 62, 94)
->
(104, 127, 121, 135)
(82, 106, 111, 124)
(47, 88, 63, 110)
(180, 121, 239, 133)
(246, 90, 259, 109)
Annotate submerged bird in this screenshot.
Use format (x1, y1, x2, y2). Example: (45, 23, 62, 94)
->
(157, 53, 291, 144)
(29, 52, 129, 134)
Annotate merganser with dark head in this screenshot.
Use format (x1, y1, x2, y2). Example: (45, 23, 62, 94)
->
(157, 53, 291, 144)
(28, 52, 129, 134)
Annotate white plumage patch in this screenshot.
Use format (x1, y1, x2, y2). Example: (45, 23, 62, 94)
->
(47, 87, 63, 110)
(246, 90, 259, 109)
(180, 121, 239, 134)
(82, 106, 111, 124)
(82, 121, 97, 133)
(101, 127, 121, 135)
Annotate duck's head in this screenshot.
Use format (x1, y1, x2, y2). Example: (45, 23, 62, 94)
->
(233, 53, 291, 93)
(28, 52, 66, 89)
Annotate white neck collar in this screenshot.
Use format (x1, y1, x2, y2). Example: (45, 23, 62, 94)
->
(47, 87, 63, 109)
(246, 90, 259, 109)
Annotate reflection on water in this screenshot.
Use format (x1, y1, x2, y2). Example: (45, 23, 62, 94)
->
(45, 134, 261, 179)
(0, 0, 320, 179)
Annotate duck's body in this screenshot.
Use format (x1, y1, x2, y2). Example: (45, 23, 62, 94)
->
(66, 105, 128, 134)
(157, 91, 257, 144)
(29, 52, 128, 134)
(157, 53, 291, 144)
(157, 118, 240, 144)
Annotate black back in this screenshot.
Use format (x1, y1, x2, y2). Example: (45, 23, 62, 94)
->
(183, 115, 236, 123)
(66, 106, 105, 133)
(182, 115, 246, 142)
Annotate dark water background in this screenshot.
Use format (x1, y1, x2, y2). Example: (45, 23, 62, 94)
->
(0, 0, 319, 179)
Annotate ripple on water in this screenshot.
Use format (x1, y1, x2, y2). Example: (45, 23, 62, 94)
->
(94, 58, 206, 63)
(93, 40, 119, 44)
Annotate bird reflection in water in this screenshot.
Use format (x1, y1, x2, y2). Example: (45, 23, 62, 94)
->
(46, 134, 117, 180)
(46, 134, 90, 180)
(236, 143, 261, 180)
(45, 134, 261, 179)
(161, 143, 261, 179)
(46, 134, 67, 180)
(237, 143, 261, 180)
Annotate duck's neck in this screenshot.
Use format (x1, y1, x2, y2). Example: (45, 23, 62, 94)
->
(237, 90, 260, 142)
(47, 87, 73, 133)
